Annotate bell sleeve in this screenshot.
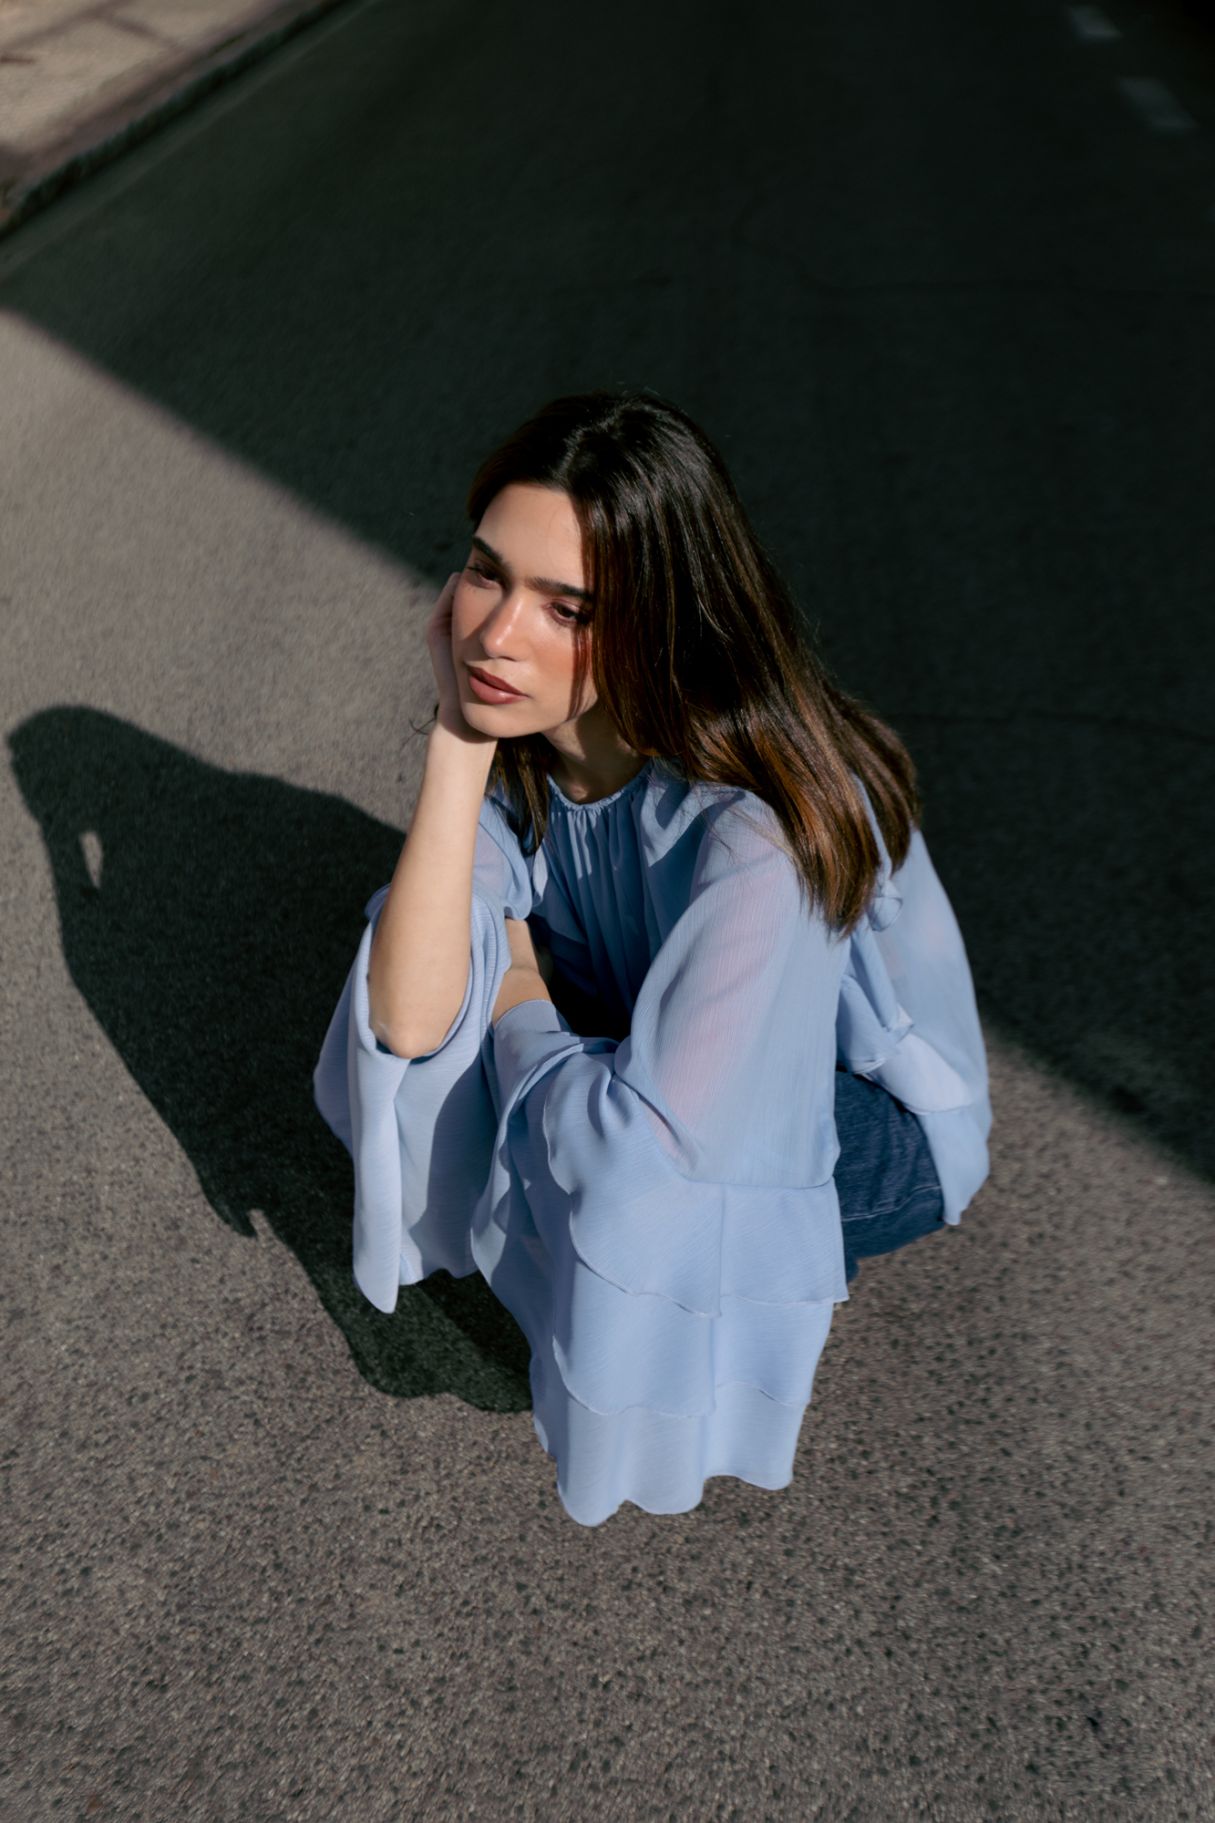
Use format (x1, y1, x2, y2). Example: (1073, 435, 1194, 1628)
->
(476, 800, 853, 1441)
(835, 782, 992, 1222)
(312, 793, 534, 1314)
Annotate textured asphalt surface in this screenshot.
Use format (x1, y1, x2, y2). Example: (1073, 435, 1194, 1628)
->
(2, 0, 1214, 1817)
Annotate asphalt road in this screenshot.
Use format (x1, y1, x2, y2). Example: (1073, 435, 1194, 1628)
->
(2, 0, 1213, 1817)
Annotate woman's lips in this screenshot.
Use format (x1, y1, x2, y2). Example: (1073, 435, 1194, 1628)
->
(466, 664, 525, 700)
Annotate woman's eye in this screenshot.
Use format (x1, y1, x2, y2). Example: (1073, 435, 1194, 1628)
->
(552, 601, 594, 627)
(464, 565, 587, 625)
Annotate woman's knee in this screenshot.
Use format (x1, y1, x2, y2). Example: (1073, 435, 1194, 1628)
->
(832, 1067, 943, 1230)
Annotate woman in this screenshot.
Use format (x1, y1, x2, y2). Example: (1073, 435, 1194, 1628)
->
(313, 387, 991, 1527)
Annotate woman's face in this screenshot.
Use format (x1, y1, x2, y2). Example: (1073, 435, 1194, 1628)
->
(451, 482, 598, 735)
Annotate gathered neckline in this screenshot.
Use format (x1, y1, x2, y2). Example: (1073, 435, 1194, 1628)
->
(545, 757, 656, 812)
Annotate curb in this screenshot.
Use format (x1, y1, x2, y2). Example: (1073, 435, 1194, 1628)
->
(0, 0, 353, 241)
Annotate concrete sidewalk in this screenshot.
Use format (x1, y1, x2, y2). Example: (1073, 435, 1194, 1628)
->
(0, 0, 351, 235)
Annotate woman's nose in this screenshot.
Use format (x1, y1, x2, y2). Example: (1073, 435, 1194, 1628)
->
(479, 591, 528, 653)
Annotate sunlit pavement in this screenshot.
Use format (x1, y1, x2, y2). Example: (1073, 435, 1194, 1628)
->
(2, 0, 1213, 1816)
(0, 0, 348, 234)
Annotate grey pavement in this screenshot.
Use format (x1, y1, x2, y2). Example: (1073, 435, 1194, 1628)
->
(2, 0, 1214, 1817)
(0, 0, 350, 233)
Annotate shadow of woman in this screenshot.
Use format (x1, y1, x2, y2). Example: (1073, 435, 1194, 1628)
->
(8, 704, 533, 1410)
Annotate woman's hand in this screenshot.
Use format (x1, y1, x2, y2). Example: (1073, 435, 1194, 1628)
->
(426, 571, 496, 745)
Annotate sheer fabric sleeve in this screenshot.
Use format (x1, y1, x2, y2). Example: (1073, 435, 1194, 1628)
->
(835, 782, 992, 1222)
(312, 794, 534, 1313)
(478, 801, 852, 1439)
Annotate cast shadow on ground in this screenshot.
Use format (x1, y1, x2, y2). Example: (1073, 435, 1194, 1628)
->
(8, 703, 536, 1411)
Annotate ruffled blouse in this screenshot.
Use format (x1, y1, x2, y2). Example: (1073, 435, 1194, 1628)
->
(312, 756, 991, 1526)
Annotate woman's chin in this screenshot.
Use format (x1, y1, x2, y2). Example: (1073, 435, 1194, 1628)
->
(464, 698, 541, 736)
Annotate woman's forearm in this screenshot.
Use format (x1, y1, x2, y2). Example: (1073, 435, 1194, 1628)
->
(367, 724, 496, 1058)
(492, 966, 553, 1026)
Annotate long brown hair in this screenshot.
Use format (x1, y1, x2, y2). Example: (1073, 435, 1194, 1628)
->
(459, 387, 922, 936)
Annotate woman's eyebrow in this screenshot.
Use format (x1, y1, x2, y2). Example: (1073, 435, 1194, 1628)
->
(471, 534, 594, 602)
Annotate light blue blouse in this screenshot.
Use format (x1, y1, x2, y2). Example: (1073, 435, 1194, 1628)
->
(313, 756, 991, 1527)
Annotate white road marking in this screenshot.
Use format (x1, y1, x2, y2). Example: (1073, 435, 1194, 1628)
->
(1067, 5, 1120, 42)
(1118, 77, 1197, 134)
(80, 830, 103, 889)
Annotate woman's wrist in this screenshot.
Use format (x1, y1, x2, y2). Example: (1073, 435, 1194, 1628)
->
(425, 718, 498, 777)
